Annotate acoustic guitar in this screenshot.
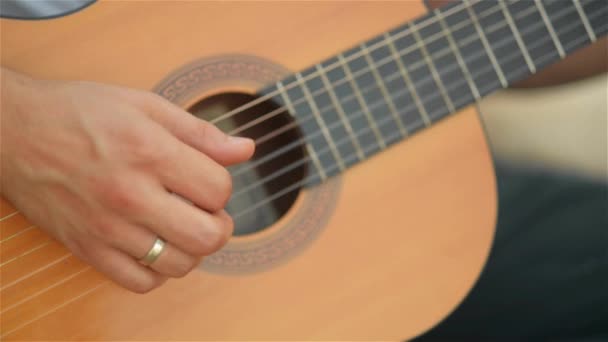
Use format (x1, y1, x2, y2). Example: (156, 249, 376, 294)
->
(1, 0, 605, 339)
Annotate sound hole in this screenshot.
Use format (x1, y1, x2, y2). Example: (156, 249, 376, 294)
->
(189, 93, 307, 236)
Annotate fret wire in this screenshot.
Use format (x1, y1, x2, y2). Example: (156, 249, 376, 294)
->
(209, 1, 487, 129)
(315, 64, 365, 161)
(383, 32, 432, 127)
(295, 73, 345, 171)
(464, 0, 508, 88)
(235, 48, 510, 219)
(562, 22, 606, 54)
(360, 42, 408, 137)
(409, 21, 456, 113)
(535, 0, 566, 58)
(573, 0, 597, 42)
(435, 8, 481, 100)
(499, 1, 536, 73)
(276, 81, 327, 180)
(337, 53, 386, 149)
(233, 13, 593, 216)
(234, 0, 590, 178)
(2, 5, 604, 322)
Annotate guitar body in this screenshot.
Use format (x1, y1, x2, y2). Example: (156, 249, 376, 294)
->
(0, 2, 496, 340)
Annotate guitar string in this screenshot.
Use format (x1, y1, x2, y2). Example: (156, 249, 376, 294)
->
(0, 15, 599, 318)
(230, 13, 605, 220)
(0, 4, 600, 288)
(1, 251, 71, 290)
(0, 239, 52, 267)
(206, 0, 480, 126)
(1, 275, 105, 339)
(227, 2, 590, 202)
(226, 0, 586, 175)
(0, 0, 504, 231)
(1, 19, 602, 336)
(0, 2, 598, 270)
(0, 225, 35, 244)
(0, 211, 19, 222)
(0, 1, 552, 248)
(223, 0, 505, 137)
(227, 1, 542, 178)
(0, 1, 510, 241)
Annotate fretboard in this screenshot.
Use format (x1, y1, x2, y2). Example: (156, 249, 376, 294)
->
(258, 0, 607, 186)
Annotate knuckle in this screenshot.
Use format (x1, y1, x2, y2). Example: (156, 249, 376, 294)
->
(123, 128, 163, 163)
(195, 120, 211, 139)
(90, 218, 116, 239)
(96, 176, 143, 213)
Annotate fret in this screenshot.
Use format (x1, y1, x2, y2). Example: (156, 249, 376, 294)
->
(542, 0, 592, 55)
(359, 42, 408, 138)
(337, 53, 386, 149)
(295, 72, 345, 171)
(574, 0, 597, 42)
(315, 63, 365, 162)
(499, 1, 536, 73)
(410, 10, 476, 111)
(298, 67, 360, 169)
(464, 0, 508, 88)
(408, 21, 455, 113)
(435, 8, 481, 100)
(341, 45, 404, 147)
(469, 0, 532, 84)
(506, 1, 562, 71)
(389, 22, 453, 122)
(535, 0, 566, 58)
(441, 3, 502, 96)
(383, 32, 431, 128)
(320, 56, 382, 157)
(276, 80, 327, 180)
(581, 0, 608, 37)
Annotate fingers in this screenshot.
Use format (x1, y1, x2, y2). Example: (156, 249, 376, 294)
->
(156, 139, 233, 212)
(121, 185, 234, 257)
(72, 240, 167, 294)
(145, 94, 255, 166)
(102, 222, 203, 278)
(96, 157, 234, 258)
(143, 197, 233, 257)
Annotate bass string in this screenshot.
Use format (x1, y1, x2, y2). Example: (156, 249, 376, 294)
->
(226, 0, 595, 176)
(224, 0, 504, 138)
(0, 8, 604, 331)
(207, 0, 480, 127)
(227, 1, 589, 202)
(0, 10, 599, 315)
(228, 8, 605, 218)
(0, 1, 594, 268)
(0, 0, 490, 224)
(212, 0, 592, 141)
(228, 0, 541, 178)
(0, 225, 35, 244)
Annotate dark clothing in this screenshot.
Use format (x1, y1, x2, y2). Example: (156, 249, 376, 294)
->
(415, 163, 608, 341)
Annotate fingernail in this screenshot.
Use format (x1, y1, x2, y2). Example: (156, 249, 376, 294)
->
(227, 135, 253, 146)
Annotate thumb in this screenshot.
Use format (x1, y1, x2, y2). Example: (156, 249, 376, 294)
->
(147, 95, 255, 166)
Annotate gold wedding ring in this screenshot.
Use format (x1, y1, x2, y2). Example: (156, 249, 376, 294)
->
(140, 238, 166, 266)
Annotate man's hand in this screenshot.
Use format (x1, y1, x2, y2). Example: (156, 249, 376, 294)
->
(0, 68, 254, 293)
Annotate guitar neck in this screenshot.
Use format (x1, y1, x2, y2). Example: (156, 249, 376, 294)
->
(258, 0, 607, 184)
